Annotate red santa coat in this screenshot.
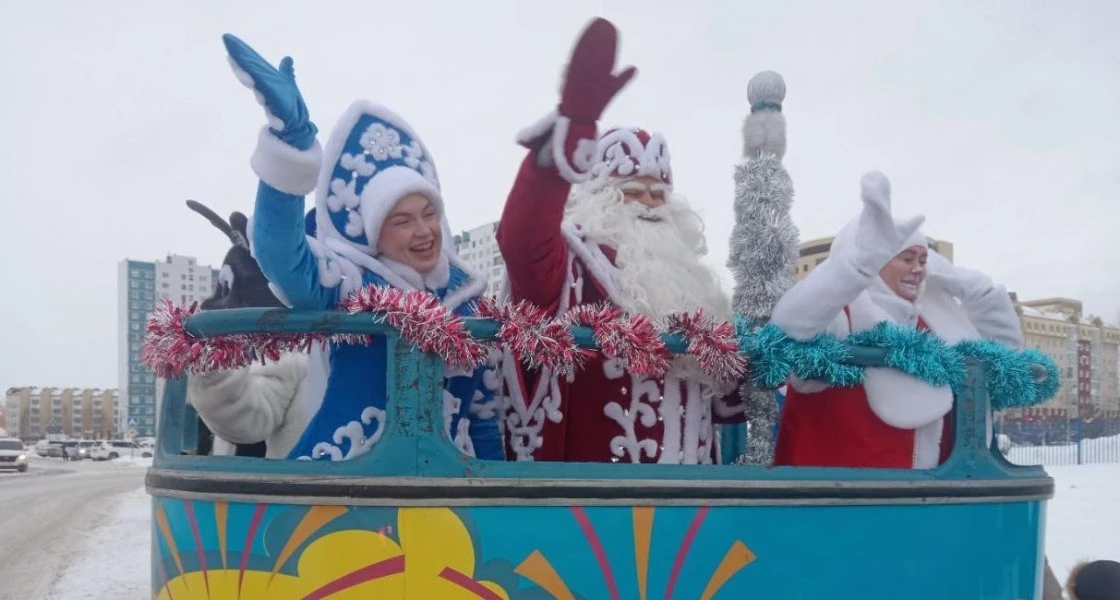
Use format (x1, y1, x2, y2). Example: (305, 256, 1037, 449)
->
(496, 126, 745, 464)
(773, 311, 955, 468)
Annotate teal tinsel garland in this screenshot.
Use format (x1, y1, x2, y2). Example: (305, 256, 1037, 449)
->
(736, 319, 1060, 409)
(952, 341, 1062, 409)
(847, 322, 965, 387)
(1022, 347, 1061, 405)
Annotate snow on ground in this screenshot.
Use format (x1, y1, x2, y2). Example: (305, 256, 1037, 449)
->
(47, 487, 151, 599)
(107, 456, 154, 469)
(1045, 463, 1120, 586)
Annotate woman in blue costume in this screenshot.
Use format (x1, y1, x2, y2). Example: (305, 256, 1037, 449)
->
(221, 34, 503, 462)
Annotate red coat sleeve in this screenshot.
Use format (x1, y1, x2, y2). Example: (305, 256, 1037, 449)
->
(496, 122, 597, 313)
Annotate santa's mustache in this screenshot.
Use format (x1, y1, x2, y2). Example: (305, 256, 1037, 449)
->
(628, 203, 669, 222)
(631, 207, 663, 223)
(566, 185, 704, 253)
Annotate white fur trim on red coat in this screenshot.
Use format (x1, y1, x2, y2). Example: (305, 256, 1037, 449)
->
(500, 239, 579, 461)
(250, 127, 323, 196)
(559, 221, 622, 301)
(516, 111, 559, 147)
(516, 110, 598, 184)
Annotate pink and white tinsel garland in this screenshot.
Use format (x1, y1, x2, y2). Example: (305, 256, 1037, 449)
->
(666, 310, 748, 381)
(470, 301, 750, 382)
(475, 298, 591, 372)
(143, 288, 749, 383)
(564, 303, 671, 378)
(342, 287, 489, 371)
(140, 299, 367, 379)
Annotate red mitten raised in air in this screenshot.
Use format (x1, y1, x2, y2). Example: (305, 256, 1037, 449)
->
(559, 18, 637, 123)
(516, 18, 637, 183)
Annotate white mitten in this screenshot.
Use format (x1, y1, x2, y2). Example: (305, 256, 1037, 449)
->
(852, 172, 926, 276)
(926, 250, 994, 301)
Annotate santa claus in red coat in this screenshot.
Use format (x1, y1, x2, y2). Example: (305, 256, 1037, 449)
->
(495, 19, 745, 464)
(770, 172, 1024, 469)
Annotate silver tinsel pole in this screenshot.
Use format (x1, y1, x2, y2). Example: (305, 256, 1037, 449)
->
(727, 71, 799, 465)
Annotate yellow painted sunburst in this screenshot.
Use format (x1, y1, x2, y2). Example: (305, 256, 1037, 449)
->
(154, 505, 509, 599)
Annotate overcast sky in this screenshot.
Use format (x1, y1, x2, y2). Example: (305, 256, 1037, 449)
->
(1, 1, 1117, 388)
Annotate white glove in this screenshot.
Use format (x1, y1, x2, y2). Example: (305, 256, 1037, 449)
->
(851, 172, 926, 275)
(926, 250, 995, 301)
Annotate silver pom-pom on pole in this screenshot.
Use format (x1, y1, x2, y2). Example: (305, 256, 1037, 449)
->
(742, 71, 787, 160)
(723, 70, 800, 466)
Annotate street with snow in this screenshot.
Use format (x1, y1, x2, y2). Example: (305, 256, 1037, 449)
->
(0, 455, 147, 598)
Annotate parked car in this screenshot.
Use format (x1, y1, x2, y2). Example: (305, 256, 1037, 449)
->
(34, 439, 53, 457)
(90, 440, 152, 460)
(47, 440, 86, 460)
(38, 440, 71, 458)
(0, 437, 28, 472)
(75, 440, 98, 459)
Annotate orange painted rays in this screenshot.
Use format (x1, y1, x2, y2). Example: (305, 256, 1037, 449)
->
(513, 506, 755, 600)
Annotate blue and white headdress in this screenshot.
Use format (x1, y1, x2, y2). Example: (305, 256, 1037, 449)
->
(308, 100, 471, 301)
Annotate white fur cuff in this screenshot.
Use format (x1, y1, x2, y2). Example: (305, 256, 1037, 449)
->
(250, 127, 323, 196)
(516, 110, 558, 147)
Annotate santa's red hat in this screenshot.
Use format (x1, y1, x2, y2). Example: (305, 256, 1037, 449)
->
(589, 127, 672, 185)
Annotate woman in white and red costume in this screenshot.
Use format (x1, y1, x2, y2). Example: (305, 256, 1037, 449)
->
(496, 18, 743, 464)
(770, 172, 1023, 469)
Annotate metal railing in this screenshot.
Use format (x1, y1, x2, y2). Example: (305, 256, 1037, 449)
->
(996, 417, 1120, 466)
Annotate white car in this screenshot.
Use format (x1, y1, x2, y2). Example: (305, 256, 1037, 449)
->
(89, 440, 152, 460)
(0, 437, 28, 472)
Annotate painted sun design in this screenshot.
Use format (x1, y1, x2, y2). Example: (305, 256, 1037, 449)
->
(514, 506, 755, 600)
(153, 501, 508, 599)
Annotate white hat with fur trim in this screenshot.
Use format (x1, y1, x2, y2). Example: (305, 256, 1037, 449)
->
(314, 100, 453, 259)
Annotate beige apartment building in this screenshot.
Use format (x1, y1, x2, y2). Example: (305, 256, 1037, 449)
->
(3, 387, 120, 440)
(1014, 298, 1120, 414)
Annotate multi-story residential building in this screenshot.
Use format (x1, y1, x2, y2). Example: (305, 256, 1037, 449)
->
(118, 254, 219, 437)
(453, 221, 506, 298)
(1016, 297, 1120, 414)
(3, 386, 120, 440)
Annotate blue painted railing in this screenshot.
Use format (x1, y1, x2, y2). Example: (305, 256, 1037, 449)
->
(155, 308, 1047, 484)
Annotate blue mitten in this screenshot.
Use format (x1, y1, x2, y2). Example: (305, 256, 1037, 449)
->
(223, 34, 318, 150)
(222, 34, 322, 197)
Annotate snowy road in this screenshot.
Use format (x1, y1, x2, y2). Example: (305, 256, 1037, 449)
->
(0, 456, 146, 598)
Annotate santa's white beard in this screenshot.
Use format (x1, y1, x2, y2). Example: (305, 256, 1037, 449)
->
(565, 182, 732, 324)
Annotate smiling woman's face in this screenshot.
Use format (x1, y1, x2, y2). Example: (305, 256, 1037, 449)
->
(375, 193, 442, 273)
(880, 245, 928, 302)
